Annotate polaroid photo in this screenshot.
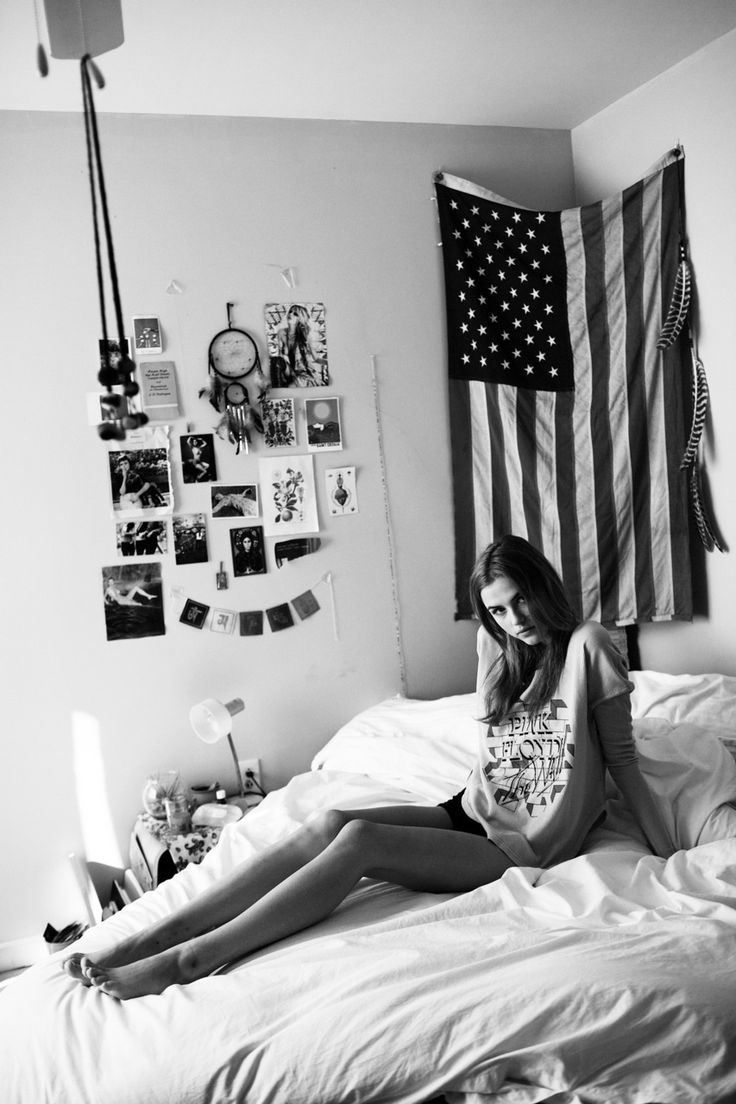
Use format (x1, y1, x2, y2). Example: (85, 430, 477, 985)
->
(132, 316, 163, 355)
(305, 397, 342, 451)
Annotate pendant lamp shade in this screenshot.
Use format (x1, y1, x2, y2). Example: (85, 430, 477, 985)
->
(44, 0, 124, 59)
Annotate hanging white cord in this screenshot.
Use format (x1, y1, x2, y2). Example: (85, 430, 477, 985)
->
(369, 355, 407, 695)
(321, 571, 339, 642)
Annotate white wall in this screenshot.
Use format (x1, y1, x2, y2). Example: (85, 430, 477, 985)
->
(572, 30, 736, 675)
(0, 111, 573, 943)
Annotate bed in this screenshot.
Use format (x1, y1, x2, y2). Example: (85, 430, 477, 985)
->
(3, 668, 736, 1104)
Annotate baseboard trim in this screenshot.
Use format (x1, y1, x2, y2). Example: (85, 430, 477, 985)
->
(0, 936, 47, 972)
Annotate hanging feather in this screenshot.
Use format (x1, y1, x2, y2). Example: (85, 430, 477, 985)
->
(656, 246, 691, 349)
(227, 405, 250, 455)
(689, 466, 723, 552)
(250, 361, 270, 403)
(680, 352, 709, 470)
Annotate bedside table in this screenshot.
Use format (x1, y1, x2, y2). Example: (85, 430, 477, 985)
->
(129, 812, 223, 892)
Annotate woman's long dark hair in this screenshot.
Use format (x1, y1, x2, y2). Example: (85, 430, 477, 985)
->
(470, 535, 579, 724)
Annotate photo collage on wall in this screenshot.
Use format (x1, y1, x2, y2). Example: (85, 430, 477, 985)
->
(99, 304, 358, 642)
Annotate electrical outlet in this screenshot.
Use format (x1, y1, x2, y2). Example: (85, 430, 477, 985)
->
(238, 757, 261, 793)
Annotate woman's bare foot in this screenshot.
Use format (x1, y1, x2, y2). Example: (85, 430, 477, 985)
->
(84, 942, 206, 1000)
(63, 930, 164, 986)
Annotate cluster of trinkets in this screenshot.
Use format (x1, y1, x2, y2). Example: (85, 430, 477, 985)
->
(98, 348, 149, 440)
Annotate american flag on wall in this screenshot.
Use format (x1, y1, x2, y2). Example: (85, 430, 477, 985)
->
(435, 150, 695, 625)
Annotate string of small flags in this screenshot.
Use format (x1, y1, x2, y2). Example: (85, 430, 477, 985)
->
(170, 572, 338, 641)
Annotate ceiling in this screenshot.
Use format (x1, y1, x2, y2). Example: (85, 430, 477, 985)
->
(1, 0, 736, 128)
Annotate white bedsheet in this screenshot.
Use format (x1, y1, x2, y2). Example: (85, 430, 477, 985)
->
(2, 766, 736, 1104)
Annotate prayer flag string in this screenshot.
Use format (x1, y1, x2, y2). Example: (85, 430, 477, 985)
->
(170, 572, 338, 641)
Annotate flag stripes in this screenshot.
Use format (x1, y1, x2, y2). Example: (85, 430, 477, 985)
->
(439, 153, 692, 625)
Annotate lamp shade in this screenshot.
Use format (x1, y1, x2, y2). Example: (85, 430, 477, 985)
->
(44, 0, 125, 59)
(190, 698, 244, 745)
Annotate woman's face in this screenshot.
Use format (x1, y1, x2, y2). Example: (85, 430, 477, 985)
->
(480, 574, 544, 646)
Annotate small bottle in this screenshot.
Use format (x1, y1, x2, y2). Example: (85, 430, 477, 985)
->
(215, 786, 227, 804)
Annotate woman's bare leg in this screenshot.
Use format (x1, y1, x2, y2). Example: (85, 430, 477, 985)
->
(83, 815, 512, 1000)
(65, 805, 452, 984)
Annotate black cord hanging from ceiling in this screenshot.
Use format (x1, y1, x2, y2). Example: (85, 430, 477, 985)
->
(80, 54, 147, 441)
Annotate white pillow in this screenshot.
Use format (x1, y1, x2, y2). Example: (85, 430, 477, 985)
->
(311, 693, 478, 803)
(629, 717, 736, 849)
(630, 670, 736, 737)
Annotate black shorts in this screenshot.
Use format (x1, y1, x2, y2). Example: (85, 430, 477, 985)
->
(437, 790, 488, 838)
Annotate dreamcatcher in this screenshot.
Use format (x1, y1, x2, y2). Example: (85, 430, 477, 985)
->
(200, 304, 270, 453)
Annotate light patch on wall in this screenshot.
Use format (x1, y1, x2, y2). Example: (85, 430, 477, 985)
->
(72, 711, 124, 869)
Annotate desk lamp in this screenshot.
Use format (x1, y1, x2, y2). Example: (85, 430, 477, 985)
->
(189, 697, 245, 799)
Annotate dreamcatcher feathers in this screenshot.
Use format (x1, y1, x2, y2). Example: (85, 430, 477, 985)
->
(657, 245, 691, 349)
(689, 465, 722, 553)
(681, 350, 723, 552)
(680, 352, 708, 471)
(654, 230, 722, 552)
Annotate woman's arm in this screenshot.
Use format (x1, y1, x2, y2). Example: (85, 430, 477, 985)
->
(608, 760, 676, 858)
(594, 694, 676, 859)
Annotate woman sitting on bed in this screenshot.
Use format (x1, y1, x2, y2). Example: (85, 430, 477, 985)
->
(66, 535, 674, 1000)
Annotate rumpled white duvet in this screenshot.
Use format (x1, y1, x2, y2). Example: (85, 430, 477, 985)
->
(3, 671, 736, 1104)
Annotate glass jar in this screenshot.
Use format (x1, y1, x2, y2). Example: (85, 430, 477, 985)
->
(142, 770, 182, 820)
(163, 793, 191, 834)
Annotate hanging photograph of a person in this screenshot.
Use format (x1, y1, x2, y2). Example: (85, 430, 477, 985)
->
(109, 449, 172, 517)
(230, 526, 266, 576)
(101, 564, 165, 641)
